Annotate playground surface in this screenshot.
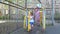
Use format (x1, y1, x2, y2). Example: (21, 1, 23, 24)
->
(0, 20, 60, 34)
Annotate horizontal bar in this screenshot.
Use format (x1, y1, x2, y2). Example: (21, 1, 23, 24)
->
(5, 0, 25, 8)
(0, 2, 25, 10)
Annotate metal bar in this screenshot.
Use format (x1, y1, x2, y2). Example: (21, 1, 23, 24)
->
(5, 0, 25, 8)
(52, 0, 55, 25)
(25, 0, 29, 29)
(38, 0, 41, 3)
(16, 0, 19, 29)
(0, 2, 25, 10)
(9, 4, 10, 20)
(25, 0, 27, 9)
(1, 2, 58, 10)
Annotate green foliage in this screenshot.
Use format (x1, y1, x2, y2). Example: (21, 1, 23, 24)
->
(0, 16, 3, 19)
(0, 15, 9, 20)
(54, 12, 60, 20)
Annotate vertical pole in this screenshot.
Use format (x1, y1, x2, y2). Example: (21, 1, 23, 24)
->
(26, 10, 28, 27)
(25, 0, 27, 8)
(9, 3, 10, 20)
(16, 0, 18, 29)
(25, 0, 28, 29)
(27, 11, 31, 31)
(42, 8, 46, 30)
(52, 0, 55, 25)
(24, 15, 26, 29)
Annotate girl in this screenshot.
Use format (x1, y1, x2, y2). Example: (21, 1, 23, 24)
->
(28, 12, 34, 31)
(34, 8, 40, 26)
(30, 12, 34, 28)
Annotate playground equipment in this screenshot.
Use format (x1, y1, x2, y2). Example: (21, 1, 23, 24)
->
(42, 7, 46, 31)
(23, 10, 31, 32)
(23, 7, 46, 32)
(27, 11, 31, 31)
(23, 2, 46, 32)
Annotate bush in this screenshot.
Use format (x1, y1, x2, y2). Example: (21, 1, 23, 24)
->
(54, 13, 60, 20)
(0, 15, 9, 20)
(0, 16, 3, 19)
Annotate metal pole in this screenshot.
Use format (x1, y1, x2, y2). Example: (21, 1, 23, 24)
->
(25, 0, 28, 28)
(38, 0, 41, 3)
(9, 2, 10, 20)
(16, 0, 19, 29)
(25, 0, 27, 8)
(52, 0, 55, 25)
(43, 8, 46, 30)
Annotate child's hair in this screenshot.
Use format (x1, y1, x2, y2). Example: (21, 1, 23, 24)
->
(30, 12, 33, 15)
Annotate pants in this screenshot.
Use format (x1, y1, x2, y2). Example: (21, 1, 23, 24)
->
(30, 22, 34, 25)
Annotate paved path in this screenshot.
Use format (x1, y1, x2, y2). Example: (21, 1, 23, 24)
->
(10, 23, 60, 34)
(0, 20, 60, 34)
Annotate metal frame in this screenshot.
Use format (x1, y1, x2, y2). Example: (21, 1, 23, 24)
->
(0, 2, 25, 10)
(5, 0, 24, 8)
(52, 0, 55, 25)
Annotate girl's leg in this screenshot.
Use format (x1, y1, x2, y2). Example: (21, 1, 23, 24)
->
(30, 22, 34, 31)
(31, 22, 34, 29)
(31, 24, 34, 28)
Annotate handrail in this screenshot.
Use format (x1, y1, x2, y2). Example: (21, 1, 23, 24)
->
(5, 0, 25, 8)
(0, 2, 25, 10)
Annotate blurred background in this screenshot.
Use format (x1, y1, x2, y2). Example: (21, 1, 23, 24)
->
(0, 0, 60, 34)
